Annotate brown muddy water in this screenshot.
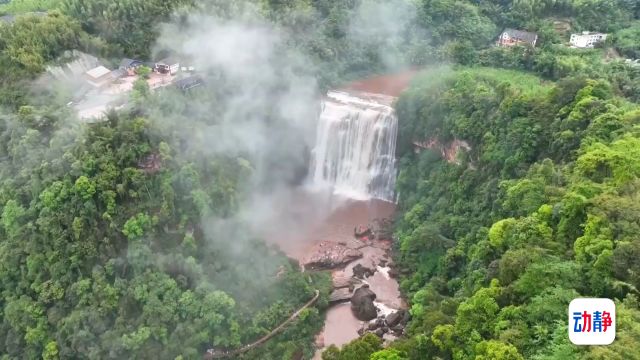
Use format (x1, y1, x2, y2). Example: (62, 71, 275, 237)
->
(253, 187, 403, 356)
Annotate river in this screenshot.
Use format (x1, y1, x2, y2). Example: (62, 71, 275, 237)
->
(256, 186, 403, 357)
(262, 70, 417, 357)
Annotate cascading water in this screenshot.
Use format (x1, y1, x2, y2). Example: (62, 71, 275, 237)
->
(310, 90, 398, 202)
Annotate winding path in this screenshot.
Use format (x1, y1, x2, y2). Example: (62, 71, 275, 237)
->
(205, 290, 320, 359)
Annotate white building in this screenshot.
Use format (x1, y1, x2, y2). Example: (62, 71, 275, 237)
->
(570, 31, 607, 48)
(155, 57, 180, 75)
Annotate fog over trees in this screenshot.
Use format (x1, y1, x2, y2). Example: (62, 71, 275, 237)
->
(0, 0, 640, 359)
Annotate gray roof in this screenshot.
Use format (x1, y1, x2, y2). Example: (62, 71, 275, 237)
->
(119, 58, 142, 68)
(502, 28, 538, 44)
(174, 76, 203, 91)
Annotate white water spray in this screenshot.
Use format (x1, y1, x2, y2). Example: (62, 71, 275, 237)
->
(310, 91, 398, 202)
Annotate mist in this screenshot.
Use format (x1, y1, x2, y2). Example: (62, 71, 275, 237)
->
(4, 0, 428, 281)
(347, 0, 423, 70)
(0, 1, 429, 357)
(134, 9, 324, 273)
(138, 1, 426, 264)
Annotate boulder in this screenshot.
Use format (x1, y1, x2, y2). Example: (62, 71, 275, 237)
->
(354, 225, 373, 238)
(332, 272, 362, 291)
(351, 284, 376, 302)
(401, 309, 411, 325)
(333, 275, 360, 289)
(352, 298, 378, 321)
(329, 288, 353, 304)
(391, 325, 404, 335)
(353, 263, 375, 279)
(372, 218, 393, 241)
(304, 241, 363, 270)
(351, 285, 378, 321)
(385, 310, 406, 328)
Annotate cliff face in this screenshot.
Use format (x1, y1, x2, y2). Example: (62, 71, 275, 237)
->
(413, 137, 471, 164)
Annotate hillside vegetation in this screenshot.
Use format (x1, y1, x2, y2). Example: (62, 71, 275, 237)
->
(324, 64, 640, 360)
(392, 68, 640, 359)
(0, 0, 639, 360)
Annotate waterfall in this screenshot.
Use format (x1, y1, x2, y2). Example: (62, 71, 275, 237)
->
(309, 91, 398, 202)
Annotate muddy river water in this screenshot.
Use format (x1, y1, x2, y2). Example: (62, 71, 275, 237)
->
(255, 187, 403, 356)
(255, 69, 420, 357)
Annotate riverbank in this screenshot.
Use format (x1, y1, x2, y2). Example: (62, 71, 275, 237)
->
(310, 218, 407, 357)
(254, 187, 404, 357)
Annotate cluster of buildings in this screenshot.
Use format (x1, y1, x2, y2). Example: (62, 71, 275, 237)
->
(496, 28, 608, 49)
(71, 55, 203, 121)
(82, 56, 196, 90)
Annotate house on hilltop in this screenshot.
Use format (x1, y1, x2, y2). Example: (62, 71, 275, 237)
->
(497, 28, 538, 48)
(570, 31, 607, 48)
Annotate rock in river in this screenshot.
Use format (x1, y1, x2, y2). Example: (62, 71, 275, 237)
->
(385, 309, 407, 328)
(329, 288, 353, 304)
(333, 274, 361, 289)
(351, 284, 378, 321)
(352, 263, 375, 279)
(304, 241, 363, 270)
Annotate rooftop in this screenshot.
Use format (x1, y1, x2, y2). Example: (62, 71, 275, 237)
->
(502, 28, 538, 43)
(119, 58, 142, 68)
(86, 66, 112, 79)
(174, 76, 203, 91)
(573, 31, 607, 36)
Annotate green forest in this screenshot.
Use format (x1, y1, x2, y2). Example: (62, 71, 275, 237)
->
(1, 0, 640, 359)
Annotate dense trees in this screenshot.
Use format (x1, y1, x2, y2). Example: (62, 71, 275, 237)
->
(61, 0, 193, 58)
(1, 0, 640, 359)
(0, 11, 86, 106)
(0, 2, 345, 358)
(614, 21, 640, 59)
(0, 104, 330, 358)
(0, 0, 61, 13)
(385, 67, 640, 359)
(322, 334, 383, 360)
